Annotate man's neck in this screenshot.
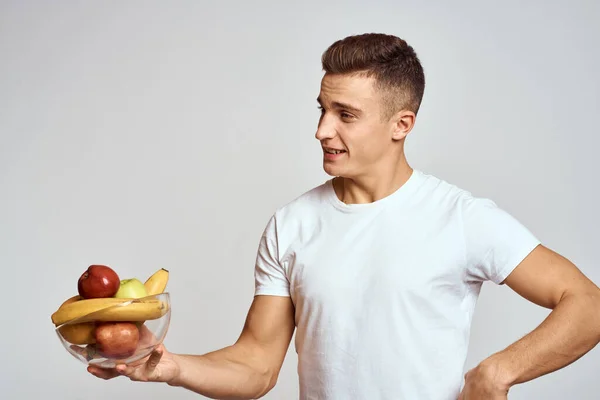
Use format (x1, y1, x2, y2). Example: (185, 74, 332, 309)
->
(333, 160, 414, 205)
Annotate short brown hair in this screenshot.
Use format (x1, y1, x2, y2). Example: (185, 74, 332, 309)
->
(321, 33, 425, 119)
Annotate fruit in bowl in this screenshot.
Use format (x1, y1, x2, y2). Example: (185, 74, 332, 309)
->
(52, 267, 171, 368)
(95, 321, 140, 358)
(78, 265, 121, 299)
(114, 278, 148, 299)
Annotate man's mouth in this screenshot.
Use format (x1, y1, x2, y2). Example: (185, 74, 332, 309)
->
(323, 148, 346, 154)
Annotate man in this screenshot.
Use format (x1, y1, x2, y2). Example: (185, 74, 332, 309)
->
(89, 33, 600, 399)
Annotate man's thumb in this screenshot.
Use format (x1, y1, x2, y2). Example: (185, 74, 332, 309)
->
(146, 347, 163, 370)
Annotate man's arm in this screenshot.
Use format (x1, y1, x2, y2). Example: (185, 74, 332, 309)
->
(468, 244, 600, 390)
(169, 294, 295, 399)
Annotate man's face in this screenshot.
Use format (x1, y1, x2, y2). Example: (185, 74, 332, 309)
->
(315, 73, 399, 179)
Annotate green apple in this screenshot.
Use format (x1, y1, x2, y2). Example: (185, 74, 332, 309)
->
(114, 278, 148, 299)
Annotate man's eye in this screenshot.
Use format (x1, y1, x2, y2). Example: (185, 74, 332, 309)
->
(341, 112, 353, 119)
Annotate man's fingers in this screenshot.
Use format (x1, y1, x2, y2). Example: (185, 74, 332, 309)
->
(145, 347, 163, 372)
(114, 363, 148, 382)
(115, 363, 138, 377)
(126, 356, 150, 368)
(87, 366, 119, 380)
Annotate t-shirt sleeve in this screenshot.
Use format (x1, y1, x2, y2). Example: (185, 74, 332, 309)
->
(462, 196, 541, 285)
(254, 214, 291, 297)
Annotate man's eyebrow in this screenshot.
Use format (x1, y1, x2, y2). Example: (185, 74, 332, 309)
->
(316, 97, 363, 114)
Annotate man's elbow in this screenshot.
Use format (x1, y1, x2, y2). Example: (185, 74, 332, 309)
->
(586, 289, 600, 341)
(251, 367, 280, 399)
(563, 287, 600, 339)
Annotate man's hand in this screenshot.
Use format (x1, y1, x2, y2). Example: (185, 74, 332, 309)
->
(458, 361, 510, 400)
(88, 344, 180, 383)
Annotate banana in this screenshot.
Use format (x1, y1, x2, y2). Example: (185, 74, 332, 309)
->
(80, 300, 168, 324)
(52, 297, 130, 326)
(58, 322, 96, 345)
(51, 297, 168, 326)
(60, 295, 81, 308)
(144, 268, 169, 295)
(55, 295, 95, 344)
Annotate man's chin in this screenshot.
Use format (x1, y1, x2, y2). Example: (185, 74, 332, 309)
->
(322, 165, 339, 177)
(323, 165, 350, 179)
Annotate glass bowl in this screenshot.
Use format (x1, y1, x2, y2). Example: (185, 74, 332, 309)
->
(55, 293, 171, 368)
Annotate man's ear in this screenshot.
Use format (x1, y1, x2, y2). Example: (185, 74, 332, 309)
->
(391, 110, 416, 141)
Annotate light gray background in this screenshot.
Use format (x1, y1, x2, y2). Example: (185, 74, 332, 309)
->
(1, 1, 598, 399)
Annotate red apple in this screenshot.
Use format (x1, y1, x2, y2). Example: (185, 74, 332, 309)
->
(94, 321, 140, 358)
(77, 265, 120, 299)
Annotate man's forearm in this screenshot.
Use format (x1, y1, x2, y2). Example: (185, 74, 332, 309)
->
(483, 291, 600, 388)
(168, 344, 274, 400)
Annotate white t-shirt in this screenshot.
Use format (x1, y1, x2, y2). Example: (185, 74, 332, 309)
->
(254, 169, 540, 400)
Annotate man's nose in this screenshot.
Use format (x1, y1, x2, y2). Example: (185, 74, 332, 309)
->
(315, 115, 336, 141)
